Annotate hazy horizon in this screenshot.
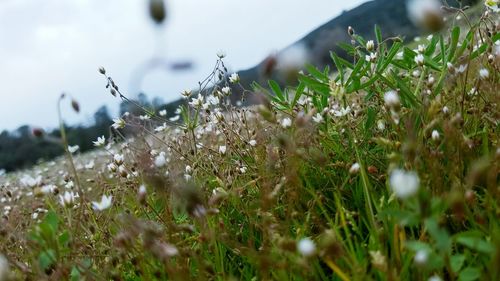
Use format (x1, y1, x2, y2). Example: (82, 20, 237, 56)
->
(0, 0, 368, 131)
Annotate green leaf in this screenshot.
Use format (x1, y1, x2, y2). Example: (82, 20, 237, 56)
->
(70, 266, 81, 281)
(374, 25, 382, 44)
(38, 249, 56, 271)
(459, 267, 481, 281)
(451, 254, 466, 273)
(268, 80, 285, 101)
(330, 52, 346, 83)
(305, 64, 329, 83)
(425, 218, 451, 253)
(291, 82, 305, 108)
(59, 230, 70, 246)
(447, 26, 460, 62)
(470, 43, 488, 60)
(455, 232, 494, 255)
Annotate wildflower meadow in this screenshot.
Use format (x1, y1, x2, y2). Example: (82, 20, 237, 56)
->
(0, 1, 499, 280)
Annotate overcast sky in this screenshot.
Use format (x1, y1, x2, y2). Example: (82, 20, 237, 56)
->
(0, 0, 367, 131)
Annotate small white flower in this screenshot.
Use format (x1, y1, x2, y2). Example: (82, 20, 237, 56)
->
(221, 86, 231, 96)
(349, 163, 361, 174)
(229, 73, 240, 84)
(414, 249, 428, 265)
(412, 70, 421, 78)
(297, 238, 316, 257)
(281, 117, 292, 128)
(107, 163, 117, 172)
(365, 52, 377, 63)
(389, 169, 420, 199)
(41, 184, 56, 194)
(138, 184, 147, 195)
(417, 44, 426, 54)
(332, 106, 351, 117)
(479, 68, 489, 79)
(32, 212, 39, 220)
(159, 109, 167, 116)
(114, 154, 124, 165)
(312, 113, 324, 124)
(249, 139, 257, 147)
(377, 120, 385, 131)
(92, 194, 113, 211)
(216, 50, 226, 58)
(154, 152, 167, 167)
(428, 275, 443, 281)
(112, 118, 126, 129)
(485, 0, 499, 12)
(442, 106, 450, 114)
(93, 135, 106, 147)
(189, 95, 204, 108)
(384, 91, 400, 108)
(68, 145, 79, 154)
(407, 0, 442, 30)
(154, 123, 167, 132)
(169, 115, 180, 122)
(185, 165, 193, 174)
(456, 64, 467, 73)
(431, 130, 440, 141)
(239, 166, 247, 174)
(139, 114, 151, 121)
(65, 181, 74, 189)
(218, 145, 227, 154)
(207, 95, 219, 105)
(366, 40, 375, 51)
(59, 191, 77, 207)
(414, 54, 425, 66)
(181, 89, 192, 98)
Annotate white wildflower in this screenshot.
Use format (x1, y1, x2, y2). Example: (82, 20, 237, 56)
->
(485, 0, 499, 12)
(384, 91, 400, 108)
(431, 130, 440, 141)
(415, 54, 425, 66)
(112, 118, 126, 129)
(229, 73, 240, 84)
(312, 113, 324, 124)
(181, 89, 192, 99)
(67, 145, 79, 154)
(297, 238, 316, 257)
(428, 275, 443, 281)
(189, 95, 204, 108)
(479, 68, 489, 79)
(366, 40, 375, 51)
(93, 135, 106, 147)
(389, 169, 420, 199)
(221, 86, 231, 96)
(92, 195, 113, 211)
(113, 154, 124, 166)
(159, 109, 167, 116)
(219, 145, 227, 154)
(281, 117, 292, 128)
(414, 249, 428, 265)
(59, 191, 77, 207)
(249, 139, 257, 147)
(169, 115, 180, 122)
(349, 163, 361, 174)
(377, 120, 385, 131)
(154, 152, 167, 168)
(216, 50, 226, 58)
(407, 0, 443, 30)
(365, 52, 377, 63)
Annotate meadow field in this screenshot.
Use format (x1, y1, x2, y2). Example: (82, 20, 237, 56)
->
(0, 1, 499, 280)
